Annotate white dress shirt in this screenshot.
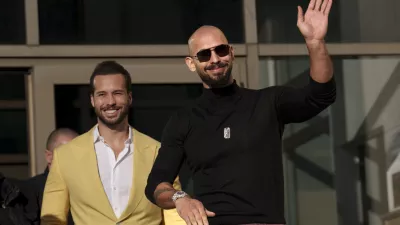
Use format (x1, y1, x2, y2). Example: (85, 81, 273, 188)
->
(94, 126, 133, 218)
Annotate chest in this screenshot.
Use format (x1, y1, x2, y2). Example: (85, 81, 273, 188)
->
(183, 94, 279, 168)
(65, 144, 134, 200)
(95, 142, 133, 193)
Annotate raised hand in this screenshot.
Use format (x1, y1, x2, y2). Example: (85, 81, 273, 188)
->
(297, 0, 332, 42)
(175, 197, 215, 225)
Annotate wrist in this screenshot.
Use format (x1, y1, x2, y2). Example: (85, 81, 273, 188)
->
(305, 39, 325, 49)
(171, 190, 189, 205)
(174, 195, 191, 206)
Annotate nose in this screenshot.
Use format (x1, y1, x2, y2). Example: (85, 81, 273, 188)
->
(105, 94, 116, 105)
(209, 50, 221, 63)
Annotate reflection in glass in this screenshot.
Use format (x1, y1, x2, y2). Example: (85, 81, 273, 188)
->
(0, 70, 27, 100)
(0, 109, 28, 154)
(256, 0, 400, 43)
(259, 56, 337, 224)
(39, 0, 244, 44)
(260, 55, 400, 223)
(256, 0, 341, 43)
(296, 169, 337, 225)
(0, 0, 25, 44)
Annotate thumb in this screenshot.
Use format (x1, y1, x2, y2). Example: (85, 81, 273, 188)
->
(205, 209, 216, 217)
(297, 6, 304, 25)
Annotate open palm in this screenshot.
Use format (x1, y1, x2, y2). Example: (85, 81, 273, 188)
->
(297, 0, 332, 41)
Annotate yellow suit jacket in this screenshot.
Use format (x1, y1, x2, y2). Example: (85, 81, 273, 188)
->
(41, 127, 185, 225)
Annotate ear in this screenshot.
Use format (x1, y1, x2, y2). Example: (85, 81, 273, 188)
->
(90, 94, 95, 107)
(230, 45, 235, 61)
(185, 57, 197, 72)
(128, 92, 133, 106)
(44, 150, 53, 165)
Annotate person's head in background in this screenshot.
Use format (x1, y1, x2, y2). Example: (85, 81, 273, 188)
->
(45, 128, 78, 168)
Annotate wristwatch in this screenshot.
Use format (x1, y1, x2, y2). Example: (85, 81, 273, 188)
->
(172, 191, 188, 202)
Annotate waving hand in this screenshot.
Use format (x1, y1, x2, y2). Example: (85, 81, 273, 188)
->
(297, 0, 333, 42)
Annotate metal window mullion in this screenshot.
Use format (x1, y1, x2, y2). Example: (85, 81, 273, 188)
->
(24, 0, 39, 45)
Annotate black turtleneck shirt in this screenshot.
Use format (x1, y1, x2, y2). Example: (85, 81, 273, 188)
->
(145, 77, 336, 225)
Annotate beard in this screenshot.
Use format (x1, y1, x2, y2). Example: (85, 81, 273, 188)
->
(197, 62, 233, 88)
(95, 105, 129, 128)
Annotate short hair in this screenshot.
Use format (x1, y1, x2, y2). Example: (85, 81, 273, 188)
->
(46, 128, 78, 151)
(89, 60, 132, 94)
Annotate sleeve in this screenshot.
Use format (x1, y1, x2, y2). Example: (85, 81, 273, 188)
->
(145, 110, 187, 205)
(40, 148, 69, 225)
(274, 76, 336, 124)
(162, 178, 187, 225)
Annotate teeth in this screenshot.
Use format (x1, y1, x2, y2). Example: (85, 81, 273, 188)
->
(106, 110, 117, 113)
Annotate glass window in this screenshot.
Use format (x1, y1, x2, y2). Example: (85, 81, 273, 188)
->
(256, 0, 400, 43)
(262, 58, 337, 224)
(295, 168, 337, 225)
(0, 109, 28, 154)
(0, 0, 26, 44)
(0, 69, 28, 100)
(260, 55, 400, 223)
(39, 0, 244, 44)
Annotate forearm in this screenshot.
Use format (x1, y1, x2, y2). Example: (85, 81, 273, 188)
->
(306, 40, 333, 83)
(154, 182, 180, 209)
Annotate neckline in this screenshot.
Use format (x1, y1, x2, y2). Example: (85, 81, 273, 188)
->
(201, 80, 240, 99)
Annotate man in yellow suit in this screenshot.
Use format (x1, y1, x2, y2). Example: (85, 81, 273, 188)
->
(41, 60, 185, 225)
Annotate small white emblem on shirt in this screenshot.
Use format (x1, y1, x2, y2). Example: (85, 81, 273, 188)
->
(224, 127, 231, 139)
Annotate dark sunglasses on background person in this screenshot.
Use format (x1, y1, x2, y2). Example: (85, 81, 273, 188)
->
(191, 44, 231, 62)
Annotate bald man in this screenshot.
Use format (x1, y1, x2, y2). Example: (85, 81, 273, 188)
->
(146, 0, 335, 225)
(28, 128, 78, 225)
(44, 128, 79, 169)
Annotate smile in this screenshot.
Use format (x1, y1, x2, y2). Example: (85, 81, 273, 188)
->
(104, 109, 119, 117)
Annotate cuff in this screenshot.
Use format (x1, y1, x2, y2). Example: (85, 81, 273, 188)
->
(309, 76, 336, 94)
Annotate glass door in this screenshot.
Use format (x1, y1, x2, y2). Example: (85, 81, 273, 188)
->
(0, 68, 32, 179)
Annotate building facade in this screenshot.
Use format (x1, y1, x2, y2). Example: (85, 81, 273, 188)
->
(1, 0, 400, 225)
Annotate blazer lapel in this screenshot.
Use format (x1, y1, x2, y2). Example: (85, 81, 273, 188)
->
(118, 128, 155, 221)
(76, 127, 117, 221)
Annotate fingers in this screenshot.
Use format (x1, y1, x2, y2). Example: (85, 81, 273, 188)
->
(308, 0, 331, 12)
(323, 0, 333, 15)
(188, 214, 198, 225)
(184, 217, 193, 225)
(297, 6, 304, 24)
(315, 0, 323, 10)
(187, 202, 209, 225)
(199, 207, 209, 225)
(307, 0, 316, 10)
(205, 209, 216, 217)
(192, 208, 204, 225)
(321, 0, 329, 12)
(178, 199, 211, 225)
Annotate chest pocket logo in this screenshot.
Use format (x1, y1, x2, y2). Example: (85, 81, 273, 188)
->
(224, 127, 231, 139)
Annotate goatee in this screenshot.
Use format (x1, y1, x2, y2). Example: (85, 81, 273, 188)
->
(200, 63, 232, 88)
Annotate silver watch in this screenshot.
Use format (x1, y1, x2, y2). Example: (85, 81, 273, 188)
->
(172, 191, 188, 202)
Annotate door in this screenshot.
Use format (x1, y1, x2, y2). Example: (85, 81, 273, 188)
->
(31, 58, 247, 192)
(0, 68, 33, 179)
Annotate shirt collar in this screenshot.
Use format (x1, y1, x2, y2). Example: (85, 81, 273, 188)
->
(93, 125, 133, 144)
(201, 79, 240, 99)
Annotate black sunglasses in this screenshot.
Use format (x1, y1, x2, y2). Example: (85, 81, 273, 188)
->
(192, 44, 231, 62)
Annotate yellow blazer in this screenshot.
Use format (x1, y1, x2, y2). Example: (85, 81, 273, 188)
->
(41, 126, 185, 225)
